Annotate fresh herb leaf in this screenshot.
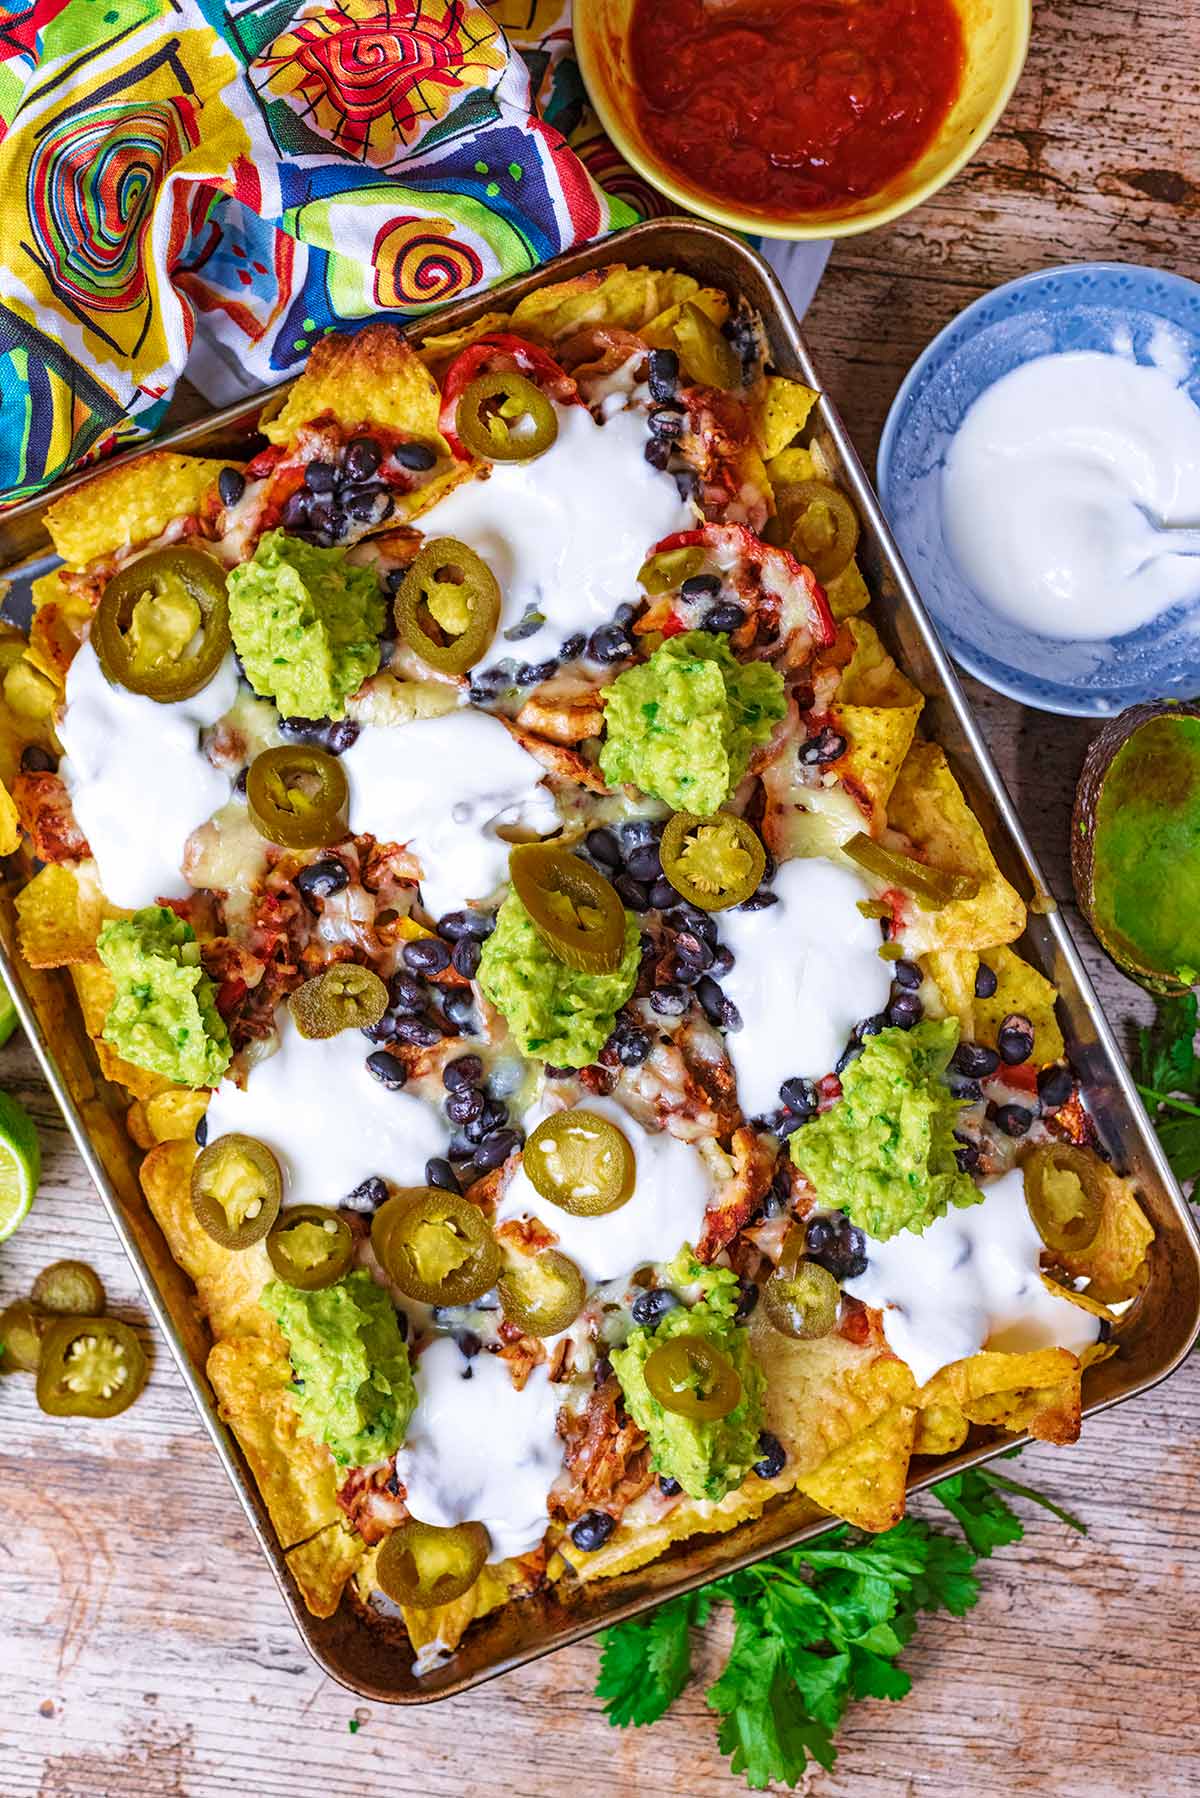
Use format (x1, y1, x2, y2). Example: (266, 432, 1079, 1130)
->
(1133, 991, 1200, 1188)
(596, 1590, 703, 1727)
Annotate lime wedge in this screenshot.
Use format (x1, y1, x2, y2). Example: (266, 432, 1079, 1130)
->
(0, 978, 18, 1049)
(0, 1090, 40, 1242)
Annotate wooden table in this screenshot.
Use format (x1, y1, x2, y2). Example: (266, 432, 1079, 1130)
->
(3, 4, 1200, 1791)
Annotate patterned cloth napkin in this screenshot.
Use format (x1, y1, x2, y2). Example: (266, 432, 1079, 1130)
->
(0, 0, 828, 507)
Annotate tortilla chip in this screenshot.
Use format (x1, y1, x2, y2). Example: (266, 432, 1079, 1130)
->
(139, 1138, 277, 1340)
(824, 558, 872, 619)
(0, 779, 19, 856)
(1038, 1272, 1120, 1325)
(974, 945, 1064, 1064)
(3, 656, 59, 726)
(834, 703, 924, 833)
(921, 947, 977, 1032)
(556, 1467, 795, 1582)
(640, 285, 729, 350)
(285, 1521, 365, 1619)
(886, 742, 1026, 955)
(14, 861, 109, 967)
(765, 445, 817, 491)
(396, 1560, 520, 1650)
(144, 1087, 209, 1143)
(208, 1334, 340, 1550)
(750, 1313, 917, 1476)
(912, 1401, 969, 1456)
(921, 1347, 1082, 1445)
(1052, 1167, 1154, 1304)
(754, 375, 819, 460)
(795, 1401, 917, 1532)
(262, 323, 448, 453)
(44, 452, 228, 570)
(414, 309, 514, 373)
(510, 265, 716, 346)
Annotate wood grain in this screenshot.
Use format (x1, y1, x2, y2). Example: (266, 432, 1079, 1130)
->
(4, 5, 1200, 1792)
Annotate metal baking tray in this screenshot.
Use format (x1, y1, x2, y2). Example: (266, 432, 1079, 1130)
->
(2, 217, 1197, 1703)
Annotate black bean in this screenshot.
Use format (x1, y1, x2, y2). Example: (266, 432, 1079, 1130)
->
(644, 436, 672, 471)
(446, 1086, 485, 1125)
(631, 1288, 679, 1328)
(805, 1212, 867, 1281)
(442, 988, 476, 1033)
(621, 818, 659, 848)
(705, 602, 747, 635)
(648, 876, 676, 910)
(673, 469, 699, 502)
(680, 573, 721, 601)
(451, 938, 481, 980)
(992, 1102, 1034, 1138)
(1037, 1064, 1075, 1111)
(346, 485, 393, 524)
(281, 489, 310, 530)
(392, 1015, 443, 1047)
(392, 440, 437, 471)
(835, 1040, 863, 1076)
(762, 1168, 790, 1214)
(366, 1050, 407, 1090)
(587, 623, 632, 664)
(295, 857, 350, 910)
(625, 842, 662, 883)
(469, 1099, 508, 1142)
(279, 714, 360, 755)
(19, 744, 57, 773)
(425, 1157, 461, 1194)
(952, 1041, 1000, 1079)
(609, 1017, 651, 1067)
(893, 959, 922, 991)
(798, 726, 848, 767)
(738, 888, 778, 912)
(857, 1013, 888, 1040)
(658, 1475, 683, 1497)
(723, 311, 759, 380)
(345, 436, 382, 481)
(343, 1176, 388, 1213)
(719, 996, 743, 1032)
(194, 1115, 208, 1147)
(674, 931, 714, 977)
(438, 909, 495, 942)
(709, 944, 734, 978)
(217, 466, 246, 507)
(388, 971, 426, 1015)
(473, 1128, 521, 1171)
(948, 1075, 983, 1102)
(570, 1510, 616, 1553)
(779, 1076, 817, 1118)
(997, 1012, 1034, 1065)
(974, 962, 999, 999)
(616, 603, 637, 626)
(404, 936, 451, 976)
(734, 1278, 758, 1321)
(647, 404, 685, 440)
(955, 1141, 981, 1172)
(586, 827, 622, 869)
(753, 1431, 787, 1480)
(615, 874, 650, 911)
(650, 985, 688, 1016)
(647, 348, 679, 401)
(561, 632, 586, 660)
(456, 1330, 482, 1359)
(530, 659, 558, 683)
(887, 990, 923, 1030)
(361, 1011, 397, 1044)
(443, 1054, 483, 1092)
(233, 767, 249, 797)
(304, 459, 337, 493)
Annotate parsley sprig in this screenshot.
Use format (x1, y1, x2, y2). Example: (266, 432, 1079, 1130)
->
(595, 1459, 1085, 1789)
(1134, 992, 1200, 1186)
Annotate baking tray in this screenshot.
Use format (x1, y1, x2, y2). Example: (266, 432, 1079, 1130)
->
(2, 217, 1197, 1703)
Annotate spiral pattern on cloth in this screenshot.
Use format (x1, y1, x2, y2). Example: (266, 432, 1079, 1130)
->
(26, 100, 195, 312)
(575, 133, 668, 225)
(372, 214, 483, 306)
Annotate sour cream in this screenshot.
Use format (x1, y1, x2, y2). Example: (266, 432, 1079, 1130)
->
(342, 709, 557, 917)
(396, 1337, 562, 1561)
(413, 401, 692, 661)
(716, 858, 893, 1117)
(205, 1011, 447, 1207)
(58, 641, 238, 909)
(942, 348, 1200, 641)
(844, 1167, 1100, 1387)
(495, 1094, 715, 1287)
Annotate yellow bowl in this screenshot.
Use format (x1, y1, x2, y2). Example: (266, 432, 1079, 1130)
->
(574, 0, 1032, 240)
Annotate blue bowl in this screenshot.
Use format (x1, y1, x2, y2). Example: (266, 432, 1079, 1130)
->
(876, 262, 1200, 716)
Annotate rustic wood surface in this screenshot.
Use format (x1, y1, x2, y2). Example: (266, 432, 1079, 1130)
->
(3, 4, 1200, 1792)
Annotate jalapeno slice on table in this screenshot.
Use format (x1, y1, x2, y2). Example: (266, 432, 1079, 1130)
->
(509, 842, 627, 974)
(266, 1205, 354, 1289)
(246, 745, 348, 850)
(93, 548, 230, 702)
(289, 965, 389, 1040)
(1023, 1143, 1105, 1254)
(499, 1249, 587, 1337)
(643, 1334, 742, 1421)
(776, 480, 860, 586)
(376, 1518, 491, 1609)
(191, 1134, 282, 1249)
(660, 811, 766, 912)
(455, 371, 559, 463)
(843, 832, 980, 911)
(31, 1259, 106, 1317)
(371, 1188, 501, 1306)
(396, 538, 501, 675)
(0, 1298, 49, 1373)
(763, 1230, 839, 1340)
(36, 1316, 147, 1418)
(523, 1109, 635, 1217)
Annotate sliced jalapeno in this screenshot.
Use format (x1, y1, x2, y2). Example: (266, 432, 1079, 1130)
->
(523, 1109, 635, 1217)
(456, 371, 558, 463)
(93, 548, 230, 702)
(638, 545, 707, 596)
(31, 1260, 107, 1317)
(499, 1249, 587, 1337)
(643, 1334, 742, 1421)
(1023, 1143, 1105, 1254)
(246, 745, 348, 850)
(844, 832, 980, 911)
(191, 1133, 282, 1249)
(289, 965, 389, 1040)
(660, 811, 766, 912)
(763, 1230, 839, 1339)
(266, 1204, 354, 1290)
(35, 1316, 147, 1418)
(371, 1188, 500, 1306)
(509, 842, 627, 974)
(396, 538, 501, 675)
(0, 1298, 49, 1373)
(376, 1518, 490, 1609)
(776, 480, 860, 585)
(672, 302, 741, 391)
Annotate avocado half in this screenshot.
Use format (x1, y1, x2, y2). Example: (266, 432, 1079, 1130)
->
(1072, 701, 1200, 996)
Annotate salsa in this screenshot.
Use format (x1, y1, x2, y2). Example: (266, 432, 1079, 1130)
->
(628, 0, 965, 215)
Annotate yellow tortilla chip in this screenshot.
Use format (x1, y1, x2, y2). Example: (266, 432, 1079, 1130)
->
(822, 619, 924, 830)
(1053, 1167, 1154, 1304)
(824, 557, 872, 619)
(750, 1313, 917, 1476)
(0, 778, 19, 856)
(510, 265, 714, 345)
(208, 1334, 340, 1551)
(922, 1347, 1082, 1445)
(921, 947, 977, 1032)
(3, 656, 59, 726)
(796, 1402, 917, 1533)
(44, 452, 228, 570)
(974, 945, 1064, 1064)
(886, 742, 1026, 954)
(640, 285, 729, 351)
(144, 1086, 209, 1143)
(263, 323, 448, 453)
(1038, 1271, 1119, 1325)
(556, 1467, 795, 1582)
(912, 1401, 969, 1456)
(14, 861, 109, 967)
(754, 375, 819, 461)
(415, 309, 514, 373)
(398, 1560, 520, 1651)
(765, 445, 817, 490)
(94, 1034, 171, 1101)
(285, 1521, 365, 1619)
(139, 1137, 277, 1340)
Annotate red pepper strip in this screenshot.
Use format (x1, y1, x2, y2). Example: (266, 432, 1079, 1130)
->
(439, 334, 580, 459)
(649, 522, 837, 651)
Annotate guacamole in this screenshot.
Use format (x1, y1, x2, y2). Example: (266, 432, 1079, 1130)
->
(227, 530, 385, 720)
(477, 890, 640, 1068)
(262, 1269, 415, 1468)
(97, 906, 231, 1088)
(790, 1016, 979, 1241)
(611, 1248, 765, 1502)
(599, 631, 786, 816)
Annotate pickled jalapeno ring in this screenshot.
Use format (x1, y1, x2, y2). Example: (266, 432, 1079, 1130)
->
(191, 1133, 282, 1249)
(498, 1249, 587, 1337)
(660, 811, 766, 912)
(508, 842, 627, 974)
(246, 745, 348, 850)
(843, 832, 980, 911)
(637, 545, 708, 596)
(778, 480, 860, 586)
(289, 965, 389, 1040)
(31, 1260, 106, 1317)
(93, 548, 230, 702)
(762, 1230, 839, 1340)
(455, 371, 559, 463)
(36, 1316, 148, 1418)
(266, 1204, 354, 1290)
(523, 1109, 635, 1217)
(643, 1334, 742, 1421)
(396, 537, 501, 676)
(672, 302, 741, 392)
(0, 1298, 49, 1373)
(1023, 1143, 1105, 1254)
(376, 1518, 490, 1609)
(371, 1188, 501, 1306)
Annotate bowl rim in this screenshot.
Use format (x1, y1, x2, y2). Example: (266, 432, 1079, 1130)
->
(573, 0, 1033, 241)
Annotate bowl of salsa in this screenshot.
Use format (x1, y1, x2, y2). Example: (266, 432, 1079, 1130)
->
(574, 0, 1031, 239)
